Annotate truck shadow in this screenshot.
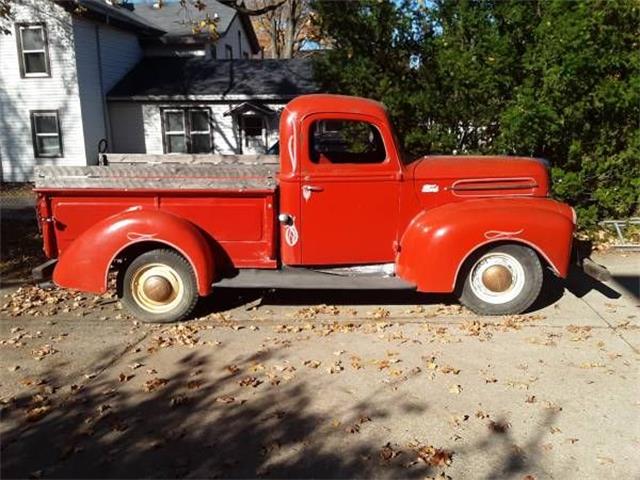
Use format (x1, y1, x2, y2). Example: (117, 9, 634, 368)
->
(203, 264, 627, 318)
(0, 343, 560, 479)
(196, 287, 458, 316)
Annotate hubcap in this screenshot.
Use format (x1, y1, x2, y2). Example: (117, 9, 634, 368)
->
(481, 265, 513, 292)
(470, 253, 526, 305)
(131, 263, 184, 313)
(143, 275, 174, 302)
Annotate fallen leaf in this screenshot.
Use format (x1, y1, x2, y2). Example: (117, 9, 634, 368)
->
(596, 456, 614, 464)
(449, 384, 463, 395)
(238, 376, 262, 388)
(488, 420, 511, 434)
(170, 395, 188, 407)
(25, 405, 50, 422)
(143, 377, 168, 392)
(440, 365, 461, 375)
(414, 444, 454, 467)
(378, 442, 401, 463)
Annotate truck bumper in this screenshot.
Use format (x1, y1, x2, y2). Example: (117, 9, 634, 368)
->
(32, 259, 57, 283)
(572, 239, 611, 282)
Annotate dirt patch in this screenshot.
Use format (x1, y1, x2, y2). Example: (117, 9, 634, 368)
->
(0, 215, 45, 285)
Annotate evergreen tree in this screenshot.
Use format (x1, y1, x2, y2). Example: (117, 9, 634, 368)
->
(313, 0, 639, 227)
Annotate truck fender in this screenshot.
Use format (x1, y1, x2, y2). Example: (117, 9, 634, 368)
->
(53, 208, 214, 296)
(395, 198, 575, 293)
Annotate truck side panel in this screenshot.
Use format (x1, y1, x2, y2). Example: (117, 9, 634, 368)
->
(46, 190, 277, 270)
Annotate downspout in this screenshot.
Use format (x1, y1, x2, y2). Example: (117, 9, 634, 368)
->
(95, 24, 112, 157)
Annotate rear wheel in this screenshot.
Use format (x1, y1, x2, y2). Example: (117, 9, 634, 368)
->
(120, 249, 198, 323)
(458, 244, 543, 315)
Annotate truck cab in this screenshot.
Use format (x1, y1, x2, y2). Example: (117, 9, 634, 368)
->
(34, 94, 576, 323)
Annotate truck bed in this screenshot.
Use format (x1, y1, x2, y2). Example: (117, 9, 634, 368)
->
(34, 162, 279, 192)
(34, 161, 280, 270)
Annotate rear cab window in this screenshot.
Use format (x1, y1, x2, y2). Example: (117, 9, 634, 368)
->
(309, 120, 386, 165)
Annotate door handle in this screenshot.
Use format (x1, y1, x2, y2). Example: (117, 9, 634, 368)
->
(303, 185, 323, 192)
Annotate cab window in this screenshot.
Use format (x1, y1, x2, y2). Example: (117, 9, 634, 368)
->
(309, 120, 386, 164)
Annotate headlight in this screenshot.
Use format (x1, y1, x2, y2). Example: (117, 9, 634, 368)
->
(571, 207, 577, 225)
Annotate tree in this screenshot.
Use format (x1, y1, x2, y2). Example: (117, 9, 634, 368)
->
(313, 0, 640, 228)
(249, 0, 316, 58)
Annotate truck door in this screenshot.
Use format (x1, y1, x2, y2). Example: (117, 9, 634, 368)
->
(299, 114, 401, 265)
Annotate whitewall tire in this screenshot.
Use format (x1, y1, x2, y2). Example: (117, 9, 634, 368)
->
(458, 244, 543, 315)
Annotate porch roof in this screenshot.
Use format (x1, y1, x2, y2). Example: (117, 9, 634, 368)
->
(223, 102, 277, 117)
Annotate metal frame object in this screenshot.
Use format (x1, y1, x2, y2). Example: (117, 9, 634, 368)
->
(599, 218, 640, 250)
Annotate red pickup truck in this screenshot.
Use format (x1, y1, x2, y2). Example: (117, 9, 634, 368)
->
(34, 94, 576, 323)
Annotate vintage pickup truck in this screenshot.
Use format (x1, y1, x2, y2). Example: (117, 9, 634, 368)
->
(33, 94, 576, 322)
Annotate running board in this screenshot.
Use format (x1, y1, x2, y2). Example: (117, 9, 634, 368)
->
(214, 267, 415, 290)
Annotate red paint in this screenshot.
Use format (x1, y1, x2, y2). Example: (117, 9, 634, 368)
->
(52, 208, 215, 295)
(396, 197, 574, 292)
(36, 94, 576, 298)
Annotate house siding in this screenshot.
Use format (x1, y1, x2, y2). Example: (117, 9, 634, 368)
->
(214, 15, 253, 59)
(74, 17, 142, 164)
(0, 0, 85, 182)
(111, 101, 284, 155)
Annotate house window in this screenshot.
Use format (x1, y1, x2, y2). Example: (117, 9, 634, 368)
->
(225, 44, 233, 59)
(162, 108, 212, 154)
(210, 45, 217, 59)
(16, 23, 50, 77)
(241, 116, 263, 146)
(31, 111, 62, 157)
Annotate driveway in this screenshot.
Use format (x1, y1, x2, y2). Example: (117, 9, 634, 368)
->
(0, 253, 638, 479)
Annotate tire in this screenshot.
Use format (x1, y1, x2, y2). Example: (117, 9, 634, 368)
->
(457, 244, 543, 315)
(120, 249, 198, 323)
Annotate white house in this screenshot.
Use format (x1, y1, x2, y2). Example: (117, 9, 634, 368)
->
(107, 57, 317, 156)
(0, 0, 288, 182)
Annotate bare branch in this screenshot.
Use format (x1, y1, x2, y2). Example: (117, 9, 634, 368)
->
(218, 0, 287, 16)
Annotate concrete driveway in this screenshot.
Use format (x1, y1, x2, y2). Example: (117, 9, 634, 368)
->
(0, 253, 638, 479)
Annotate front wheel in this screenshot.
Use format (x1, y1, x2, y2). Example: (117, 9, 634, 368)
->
(120, 249, 198, 323)
(457, 244, 543, 315)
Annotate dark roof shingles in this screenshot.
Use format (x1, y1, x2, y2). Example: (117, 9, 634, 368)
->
(108, 58, 318, 98)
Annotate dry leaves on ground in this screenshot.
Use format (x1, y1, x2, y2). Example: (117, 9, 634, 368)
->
(408, 441, 454, 468)
(143, 377, 169, 392)
(566, 325, 592, 341)
(32, 344, 58, 361)
(1, 286, 116, 318)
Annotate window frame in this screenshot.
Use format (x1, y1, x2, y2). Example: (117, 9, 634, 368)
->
(225, 44, 233, 59)
(308, 118, 388, 166)
(161, 107, 213, 154)
(188, 109, 213, 154)
(30, 110, 63, 158)
(16, 23, 51, 78)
